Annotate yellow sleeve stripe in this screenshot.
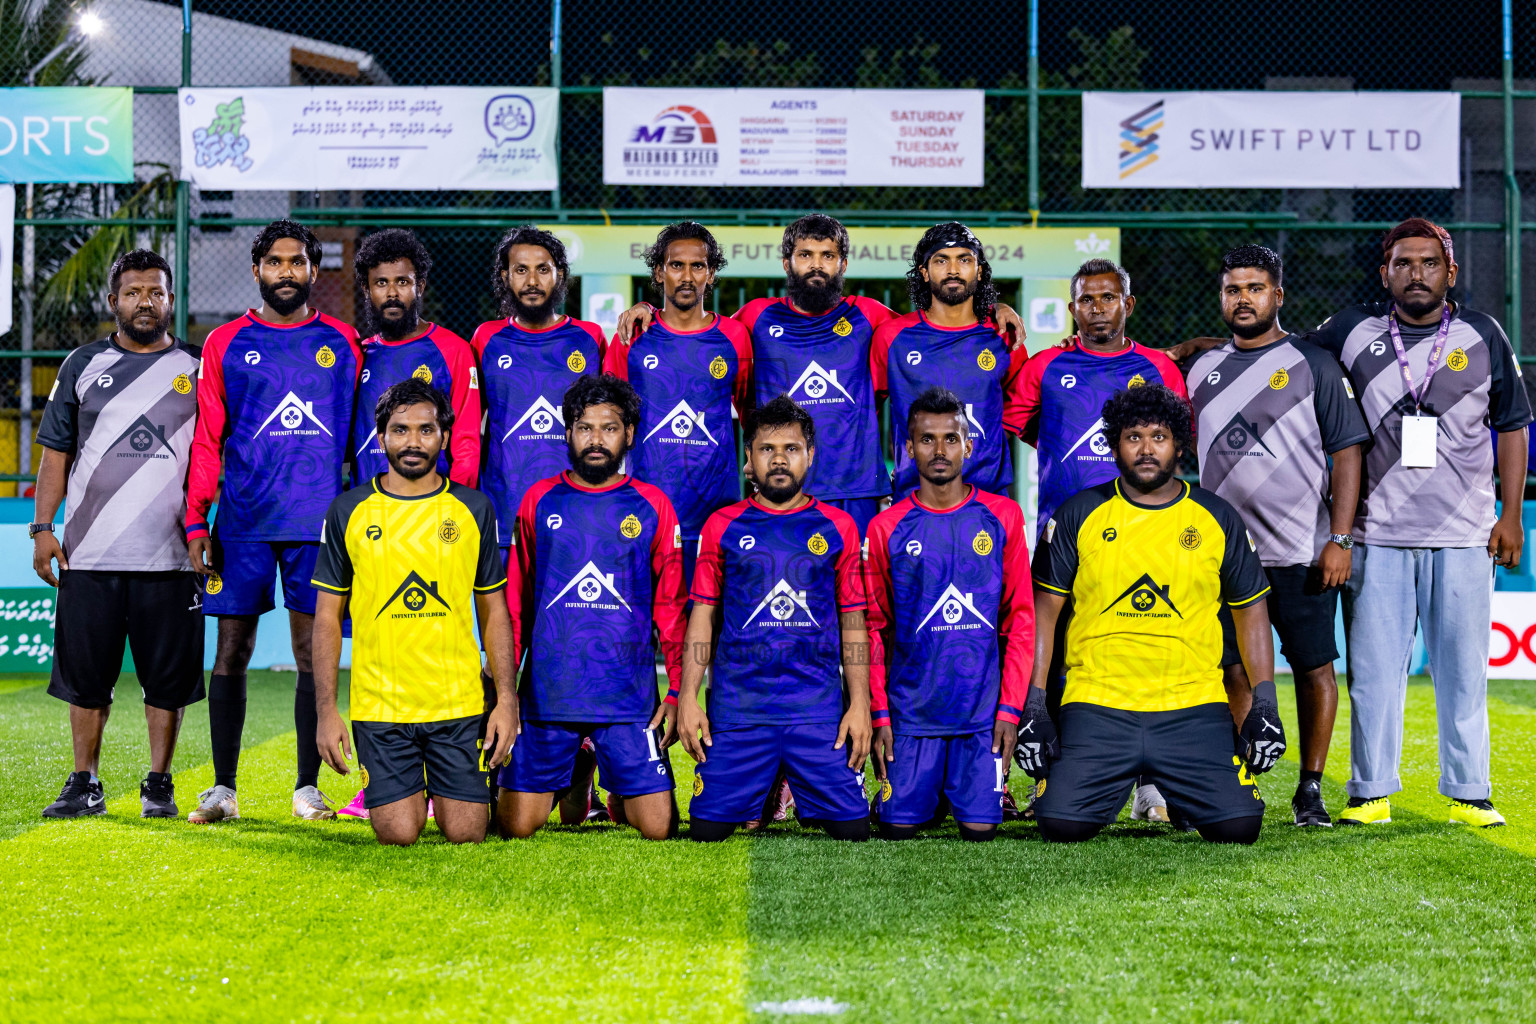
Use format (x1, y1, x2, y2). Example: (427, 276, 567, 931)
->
(474, 579, 509, 593)
(310, 579, 350, 594)
(1036, 580, 1072, 595)
(1227, 586, 1271, 608)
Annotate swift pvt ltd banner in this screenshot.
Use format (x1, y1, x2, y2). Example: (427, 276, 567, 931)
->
(1082, 91, 1460, 189)
(178, 87, 559, 190)
(603, 88, 984, 187)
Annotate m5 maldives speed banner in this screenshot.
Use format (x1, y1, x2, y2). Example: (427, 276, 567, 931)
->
(602, 88, 984, 187)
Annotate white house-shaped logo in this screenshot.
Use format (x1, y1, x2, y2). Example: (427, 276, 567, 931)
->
(915, 582, 995, 632)
(254, 392, 332, 438)
(789, 360, 855, 404)
(964, 402, 987, 439)
(505, 396, 564, 441)
(1063, 416, 1109, 461)
(545, 560, 631, 611)
(644, 399, 718, 445)
(746, 578, 817, 627)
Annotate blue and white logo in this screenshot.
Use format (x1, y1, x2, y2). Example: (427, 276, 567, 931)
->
(485, 95, 536, 145)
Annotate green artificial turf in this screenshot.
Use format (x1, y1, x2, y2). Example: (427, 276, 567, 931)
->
(1, 672, 1532, 1022)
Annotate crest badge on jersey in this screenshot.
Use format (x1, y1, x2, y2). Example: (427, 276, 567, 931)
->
(832, 316, 852, 337)
(567, 350, 587, 372)
(1447, 347, 1468, 372)
(316, 345, 336, 368)
(1180, 525, 1201, 550)
(709, 354, 728, 379)
(1268, 368, 1289, 390)
(204, 572, 223, 595)
(620, 514, 643, 539)
(1127, 373, 1146, 388)
(439, 518, 460, 544)
(413, 364, 433, 384)
(807, 531, 829, 556)
(972, 529, 994, 556)
(977, 348, 997, 372)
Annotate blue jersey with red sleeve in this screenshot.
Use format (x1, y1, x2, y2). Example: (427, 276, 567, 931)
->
(864, 488, 1034, 735)
(870, 311, 1029, 499)
(736, 296, 892, 501)
(187, 309, 362, 541)
(473, 316, 606, 546)
(691, 497, 866, 726)
(507, 472, 687, 724)
(1014, 339, 1187, 539)
(603, 313, 752, 540)
(351, 324, 482, 487)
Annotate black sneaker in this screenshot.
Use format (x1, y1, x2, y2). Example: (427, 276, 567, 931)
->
(1167, 804, 1199, 833)
(1292, 780, 1332, 827)
(140, 773, 178, 818)
(42, 771, 106, 818)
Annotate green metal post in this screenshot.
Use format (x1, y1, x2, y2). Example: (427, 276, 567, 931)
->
(1503, 0, 1521, 353)
(174, 0, 191, 341)
(550, 0, 563, 217)
(1027, 0, 1040, 218)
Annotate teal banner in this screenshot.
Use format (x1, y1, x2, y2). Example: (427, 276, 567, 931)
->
(0, 87, 134, 183)
(0, 588, 53, 671)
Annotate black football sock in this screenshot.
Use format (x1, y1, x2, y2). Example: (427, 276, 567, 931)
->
(1298, 769, 1324, 787)
(294, 672, 321, 790)
(208, 673, 247, 791)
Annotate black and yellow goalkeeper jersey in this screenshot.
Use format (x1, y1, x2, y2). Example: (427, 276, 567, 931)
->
(312, 476, 505, 723)
(1032, 479, 1268, 712)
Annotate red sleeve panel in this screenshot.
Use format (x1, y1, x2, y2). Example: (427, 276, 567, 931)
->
(868, 318, 904, 400)
(825, 504, 867, 613)
(1144, 345, 1189, 398)
(603, 334, 632, 379)
(851, 295, 897, 329)
(715, 316, 754, 415)
(634, 480, 688, 699)
(507, 475, 560, 670)
(1010, 345, 1066, 446)
(572, 318, 609, 361)
(186, 317, 243, 537)
(690, 501, 750, 605)
(1001, 333, 1031, 439)
(433, 327, 482, 487)
(732, 297, 777, 336)
(862, 502, 909, 725)
(976, 491, 1035, 723)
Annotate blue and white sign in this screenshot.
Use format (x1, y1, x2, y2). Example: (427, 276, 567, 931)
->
(0, 87, 133, 183)
(178, 87, 559, 191)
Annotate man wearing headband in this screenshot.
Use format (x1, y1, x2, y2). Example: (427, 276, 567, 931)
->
(871, 222, 1029, 500)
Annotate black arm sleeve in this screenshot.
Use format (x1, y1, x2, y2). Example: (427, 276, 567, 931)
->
(1301, 344, 1371, 453)
(1484, 318, 1534, 433)
(1217, 503, 1270, 607)
(1032, 492, 1091, 595)
(35, 348, 88, 453)
(470, 491, 507, 592)
(310, 500, 355, 593)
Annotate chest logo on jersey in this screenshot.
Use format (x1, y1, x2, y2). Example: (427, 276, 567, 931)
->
(1369, 340, 1388, 356)
(504, 396, 564, 442)
(1214, 412, 1275, 460)
(807, 532, 829, 556)
(440, 518, 460, 544)
(413, 365, 433, 384)
(833, 317, 853, 337)
(642, 354, 660, 370)
(377, 571, 451, 620)
(97, 374, 114, 389)
(747, 579, 818, 628)
(1064, 417, 1113, 463)
(361, 368, 371, 384)
(1060, 374, 1077, 388)
(709, 355, 728, 379)
(110, 416, 172, 461)
(738, 535, 756, 550)
(906, 351, 922, 366)
(497, 354, 514, 369)
(316, 346, 336, 368)
(1447, 347, 1468, 372)
(172, 373, 192, 395)
(244, 351, 261, 365)
(645, 400, 718, 447)
(916, 582, 995, 633)
(972, 529, 994, 556)
(1102, 527, 1117, 541)
(789, 361, 856, 405)
(619, 514, 643, 539)
(1206, 370, 1221, 386)
(567, 351, 587, 373)
(254, 392, 334, 438)
(769, 325, 785, 338)
(1127, 374, 1146, 388)
(546, 513, 563, 529)
(1268, 368, 1289, 390)
(546, 561, 632, 612)
(977, 348, 997, 372)
(1179, 526, 1201, 550)
(367, 525, 383, 541)
(1103, 573, 1182, 619)
(905, 539, 923, 557)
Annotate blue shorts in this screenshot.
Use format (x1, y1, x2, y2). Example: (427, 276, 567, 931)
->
(819, 497, 881, 538)
(497, 721, 674, 798)
(690, 723, 869, 823)
(876, 731, 1005, 826)
(204, 537, 319, 616)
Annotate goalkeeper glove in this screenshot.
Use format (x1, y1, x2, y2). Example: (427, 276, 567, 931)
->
(1013, 686, 1058, 777)
(1239, 679, 1287, 773)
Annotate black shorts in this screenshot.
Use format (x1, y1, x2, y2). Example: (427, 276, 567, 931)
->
(1032, 702, 1265, 826)
(1220, 564, 1339, 673)
(353, 716, 492, 809)
(47, 570, 206, 710)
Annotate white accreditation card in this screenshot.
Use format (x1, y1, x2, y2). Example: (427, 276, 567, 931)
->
(1400, 414, 1438, 468)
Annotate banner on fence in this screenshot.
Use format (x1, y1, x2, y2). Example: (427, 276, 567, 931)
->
(178, 87, 560, 190)
(0, 87, 133, 183)
(1490, 592, 1536, 680)
(0, 588, 53, 672)
(603, 88, 984, 187)
(1081, 91, 1460, 189)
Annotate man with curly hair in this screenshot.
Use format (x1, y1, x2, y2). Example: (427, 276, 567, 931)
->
(1023, 384, 1283, 845)
(871, 222, 1029, 499)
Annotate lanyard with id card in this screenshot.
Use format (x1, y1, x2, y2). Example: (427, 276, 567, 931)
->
(1387, 303, 1451, 469)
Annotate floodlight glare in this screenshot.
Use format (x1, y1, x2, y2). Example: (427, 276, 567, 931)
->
(76, 11, 104, 36)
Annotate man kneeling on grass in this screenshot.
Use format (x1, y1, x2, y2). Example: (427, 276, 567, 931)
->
(313, 379, 518, 845)
(1019, 384, 1284, 844)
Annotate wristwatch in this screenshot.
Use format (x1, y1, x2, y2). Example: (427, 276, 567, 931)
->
(1328, 533, 1354, 550)
(28, 523, 54, 538)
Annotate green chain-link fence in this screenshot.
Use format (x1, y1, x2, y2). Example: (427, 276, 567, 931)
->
(4, 0, 1533, 491)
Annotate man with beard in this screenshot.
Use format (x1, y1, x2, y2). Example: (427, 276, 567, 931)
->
(313, 379, 516, 846)
(871, 223, 1029, 499)
(34, 250, 204, 820)
(185, 220, 362, 825)
(676, 396, 873, 842)
(495, 374, 687, 841)
(864, 388, 1034, 841)
(1025, 384, 1282, 845)
(616, 214, 1027, 537)
(1185, 245, 1368, 827)
(349, 229, 481, 487)
(473, 225, 610, 823)
(604, 221, 752, 590)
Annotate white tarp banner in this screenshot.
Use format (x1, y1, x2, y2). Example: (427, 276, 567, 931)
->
(1490, 592, 1536, 680)
(603, 87, 983, 187)
(1081, 91, 1460, 189)
(178, 87, 559, 190)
